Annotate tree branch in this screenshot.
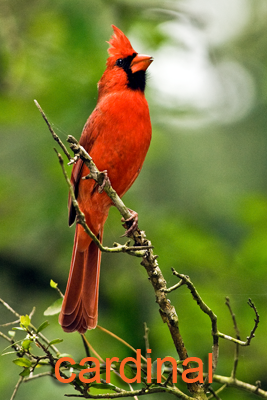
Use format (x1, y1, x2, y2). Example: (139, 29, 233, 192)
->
(35, 100, 207, 398)
(212, 375, 267, 398)
(64, 386, 193, 399)
(169, 270, 219, 382)
(34, 100, 261, 400)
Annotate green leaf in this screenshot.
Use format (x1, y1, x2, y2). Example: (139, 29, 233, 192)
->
(122, 363, 136, 379)
(112, 361, 120, 373)
(22, 339, 32, 350)
(50, 279, 58, 289)
(44, 298, 63, 316)
(49, 338, 63, 346)
(13, 358, 32, 368)
(20, 315, 31, 329)
(8, 331, 15, 338)
(20, 368, 31, 377)
(113, 361, 135, 380)
(37, 320, 49, 333)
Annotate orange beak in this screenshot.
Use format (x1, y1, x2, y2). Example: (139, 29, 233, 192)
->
(130, 54, 153, 73)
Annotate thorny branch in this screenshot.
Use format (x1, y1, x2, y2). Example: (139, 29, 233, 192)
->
(1, 100, 257, 399)
(217, 298, 259, 346)
(168, 269, 219, 385)
(167, 271, 260, 390)
(35, 100, 204, 396)
(56, 149, 152, 257)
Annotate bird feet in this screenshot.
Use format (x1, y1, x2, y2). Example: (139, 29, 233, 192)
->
(98, 170, 111, 193)
(121, 209, 139, 237)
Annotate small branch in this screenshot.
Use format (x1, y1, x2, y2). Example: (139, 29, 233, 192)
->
(34, 100, 71, 161)
(99, 379, 125, 394)
(0, 331, 12, 342)
(97, 325, 148, 364)
(225, 297, 240, 379)
(217, 298, 259, 346)
(81, 335, 141, 398)
(0, 319, 20, 327)
(207, 384, 227, 400)
(55, 149, 152, 258)
(64, 386, 193, 399)
(143, 323, 150, 356)
(170, 270, 219, 380)
(0, 298, 21, 318)
(164, 279, 184, 293)
(29, 307, 36, 320)
(206, 385, 222, 400)
(23, 371, 53, 382)
(10, 377, 23, 400)
(81, 334, 91, 358)
(246, 298, 260, 345)
(212, 375, 267, 398)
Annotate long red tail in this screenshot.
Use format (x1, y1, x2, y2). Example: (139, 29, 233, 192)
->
(59, 227, 102, 333)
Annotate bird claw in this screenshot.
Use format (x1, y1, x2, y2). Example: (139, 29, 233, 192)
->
(98, 170, 110, 193)
(121, 209, 138, 237)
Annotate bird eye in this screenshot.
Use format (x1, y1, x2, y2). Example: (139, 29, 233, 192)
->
(116, 58, 123, 67)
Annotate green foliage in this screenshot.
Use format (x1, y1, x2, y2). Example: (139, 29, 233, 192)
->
(44, 298, 63, 316)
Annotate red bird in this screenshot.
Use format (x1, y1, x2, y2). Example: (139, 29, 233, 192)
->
(59, 25, 153, 333)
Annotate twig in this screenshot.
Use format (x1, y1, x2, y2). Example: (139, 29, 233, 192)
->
(212, 375, 267, 398)
(206, 385, 222, 400)
(97, 325, 147, 364)
(218, 298, 259, 347)
(207, 383, 227, 400)
(164, 279, 184, 293)
(64, 386, 193, 399)
(217, 298, 259, 346)
(170, 269, 219, 381)
(55, 149, 152, 258)
(81, 335, 103, 362)
(0, 319, 20, 327)
(29, 307, 36, 320)
(23, 372, 54, 382)
(143, 323, 150, 356)
(34, 100, 71, 161)
(82, 334, 142, 399)
(0, 331, 12, 342)
(0, 298, 21, 318)
(10, 377, 23, 400)
(225, 297, 240, 379)
(81, 334, 91, 358)
(246, 298, 260, 345)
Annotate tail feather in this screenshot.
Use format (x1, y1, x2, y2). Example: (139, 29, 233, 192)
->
(59, 227, 103, 333)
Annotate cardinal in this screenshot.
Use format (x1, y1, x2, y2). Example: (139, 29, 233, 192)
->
(59, 25, 153, 333)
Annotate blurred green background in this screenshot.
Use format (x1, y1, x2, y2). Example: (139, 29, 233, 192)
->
(1, 0, 267, 399)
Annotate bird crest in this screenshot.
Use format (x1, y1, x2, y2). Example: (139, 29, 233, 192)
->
(107, 25, 136, 59)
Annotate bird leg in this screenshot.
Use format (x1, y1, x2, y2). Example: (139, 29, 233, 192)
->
(97, 170, 111, 193)
(121, 209, 139, 237)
